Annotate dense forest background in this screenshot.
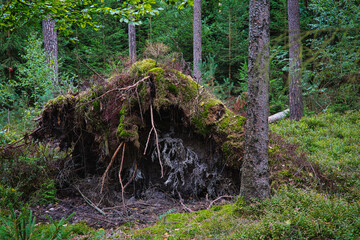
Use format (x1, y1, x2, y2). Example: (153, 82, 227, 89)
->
(1, 0, 359, 117)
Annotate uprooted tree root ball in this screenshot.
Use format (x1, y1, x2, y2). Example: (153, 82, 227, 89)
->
(31, 59, 246, 204)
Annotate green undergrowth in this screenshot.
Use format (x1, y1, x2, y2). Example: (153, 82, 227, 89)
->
(125, 187, 360, 239)
(271, 110, 360, 200)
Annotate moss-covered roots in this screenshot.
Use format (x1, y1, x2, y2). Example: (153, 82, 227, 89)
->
(32, 59, 245, 198)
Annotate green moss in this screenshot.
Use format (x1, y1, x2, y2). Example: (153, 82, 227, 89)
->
(217, 110, 245, 134)
(116, 105, 139, 140)
(221, 141, 233, 161)
(45, 94, 75, 111)
(131, 204, 239, 239)
(183, 76, 201, 101)
(168, 83, 178, 96)
(93, 100, 100, 112)
(130, 59, 157, 77)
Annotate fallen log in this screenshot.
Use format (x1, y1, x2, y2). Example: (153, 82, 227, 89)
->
(268, 109, 289, 123)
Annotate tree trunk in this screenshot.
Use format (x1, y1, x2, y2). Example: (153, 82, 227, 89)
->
(240, 0, 270, 201)
(128, 22, 136, 64)
(42, 17, 58, 84)
(228, 3, 232, 81)
(7, 30, 12, 80)
(193, 0, 202, 84)
(288, 0, 303, 121)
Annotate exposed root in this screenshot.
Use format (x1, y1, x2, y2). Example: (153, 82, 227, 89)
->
(100, 142, 124, 194)
(119, 143, 126, 209)
(150, 104, 163, 178)
(143, 104, 164, 178)
(0, 129, 37, 151)
(79, 76, 150, 108)
(143, 127, 153, 155)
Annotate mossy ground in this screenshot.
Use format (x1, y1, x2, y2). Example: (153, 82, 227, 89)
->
(120, 188, 360, 239)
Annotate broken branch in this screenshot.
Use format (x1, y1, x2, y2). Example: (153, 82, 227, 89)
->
(75, 185, 106, 215)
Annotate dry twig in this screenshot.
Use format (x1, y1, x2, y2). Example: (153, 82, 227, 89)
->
(177, 191, 194, 213)
(78, 76, 150, 108)
(207, 195, 233, 210)
(75, 185, 106, 215)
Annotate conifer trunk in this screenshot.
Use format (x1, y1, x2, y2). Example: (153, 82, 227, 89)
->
(288, 0, 303, 121)
(193, 0, 202, 83)
(42, 17, 58, 84)
(128, 23, 136, 64)
(240, 0, 270, 201)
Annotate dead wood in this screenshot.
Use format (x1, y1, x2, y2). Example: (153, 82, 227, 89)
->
(75, 185, 106, 216)
(268, 109, 290, 123)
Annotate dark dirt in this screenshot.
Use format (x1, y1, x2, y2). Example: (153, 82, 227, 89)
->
(31, 187, 233, 229)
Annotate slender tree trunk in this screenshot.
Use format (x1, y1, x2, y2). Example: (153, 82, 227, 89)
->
(75, 28, 80, 78)
(128, 22, 136, 64)
(240, 0, 270, 201)
(228, 3, 231, 81)
(42, 17, 58, 84)
(193, 0, 202, 83)
(102, 17, 106, 65)
(288, 0, 303, 121)
(7, 30, 11, 80)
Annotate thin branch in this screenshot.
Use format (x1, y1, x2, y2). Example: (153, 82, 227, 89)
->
(77, 76, 150, 108)
(100, 142, 124, 194)
(78, 57, 106, 81)
(207, 195, 233, 210)
(75, 185, 106, 215)
(177, 191, 193, 213)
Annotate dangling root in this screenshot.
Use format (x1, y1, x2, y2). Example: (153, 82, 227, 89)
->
(143, 104, 164, 178)
(119, 143, 126, 209)
(100, 142, 124, 194)
(143, 127, 153, 155)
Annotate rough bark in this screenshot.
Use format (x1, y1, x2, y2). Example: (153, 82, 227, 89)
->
(42, 17, 58, 84)
(193, 0, 202, 84)
(240, 0, 270, 201)
(128, 23, 136, 64)
(288, 0, 303, 121)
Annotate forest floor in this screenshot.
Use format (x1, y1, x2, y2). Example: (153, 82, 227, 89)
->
(30, 189, 231, 229)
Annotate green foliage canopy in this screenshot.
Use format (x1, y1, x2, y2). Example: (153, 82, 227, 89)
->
(0, 0, 193, 33)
